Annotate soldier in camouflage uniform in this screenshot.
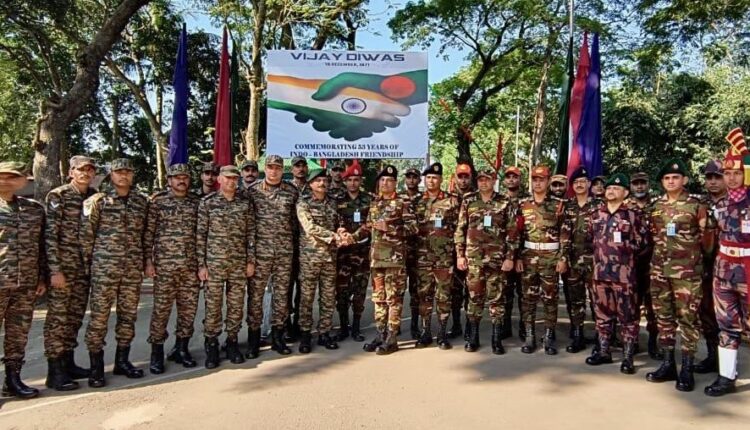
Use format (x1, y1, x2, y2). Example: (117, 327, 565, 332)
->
(352, 165, 418, 355)
(449, 163, 474, 340)
(193, 162, 218, 197)
(501, 166, 526, 341)
(334, 161, 371, 342)
(144, 163, 201, 374)
(297, 168, 343, 353)
(0, 162, 46, 399)
(43, 155, 97, 391)
(285, 155, 309, 341)
(238, 159, 259, 190)
(645, 158, 712, 392)
(82, 158, 148, 388)
(246, 155, 299, 357)
(455, 168, 518, 354)
(591, 176, 606, 199)
(197, 165, 255, 368)
(400, 167, 422, 339)
(327, 161, 347, 201)
(517, 165, 571, 355)
(584, 174, 647, 374)
(413, 163, 461, 350)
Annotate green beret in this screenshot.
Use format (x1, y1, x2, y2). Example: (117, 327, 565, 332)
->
(658, 158, 688, 179)
(307, 168, 327, 182)
(605, 173, 630, 189)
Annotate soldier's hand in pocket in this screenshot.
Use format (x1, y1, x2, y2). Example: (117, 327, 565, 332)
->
(198, 267, 209, 282)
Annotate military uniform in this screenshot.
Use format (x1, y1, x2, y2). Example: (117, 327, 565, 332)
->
(399, 180, 422, 338)
(501, 166, 526, 340)
(192, 162, 218, 197)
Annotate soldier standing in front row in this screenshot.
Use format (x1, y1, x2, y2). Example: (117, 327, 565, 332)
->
(400, 167, 422, 339)
(197, 166, 255, 369)
(82, 159, 148, 388)
(353, 165, 418, 355)
(144, 164, 201, 374)
(502, 166, 525, 341)
(449, 163, 474, 340)
(286, 156, 309, 341)
(0, 162, 46, 399)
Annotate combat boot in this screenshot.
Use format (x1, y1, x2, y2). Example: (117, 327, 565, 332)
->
(350, 315, 365, 342)
(204, 337, 220, 369)
(149, 343, 165, 374)
(436, 319, 452, 350)
(88, 350, 106, 388)
(225, 338, 245, 364)
(646, 349, 678, 382)
(675, 355, 695, 392)
(620, 342, 636, 374)
(491, 323, 505, 355)
(693, 341, 718, 374)
(113, 346, 144, 379)
(376, 331, 398, 355)
(447, 308, 463, 339)
(45, 357, 78, 391)
(166, 338, 180, 362)
(501, 314, 512, 340)
(463, 316, 471, 342)
(3, 362, 39, 399)
(63, 350, 90, 379)
(245, 328, 261, 359)
(704, 376, 736, 397)
(175, 338, 196, 368)
(410, 309, 420, 340)
(464, 321, 480, 352)
(318, 332, 339, 350)
(271, 326, 292, 355)
(336, 311, 350, 341)
(543, 328, 557, 355)
(566, 325, 586, 353)
(414, 317, 433, 349)
(647, 329, 662, 360)
(586, 336, 613, 365)
(364, 328, 386, 352)
(521, 325, 536, 354)
(299, 331, 312, 354)
(283, 317, 297, 343)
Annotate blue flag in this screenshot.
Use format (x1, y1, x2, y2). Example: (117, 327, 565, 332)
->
(577, 33, 602, 177)
(168, 23, 188, 166)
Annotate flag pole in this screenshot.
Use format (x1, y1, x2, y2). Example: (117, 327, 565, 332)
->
(514, 106, 520, 166)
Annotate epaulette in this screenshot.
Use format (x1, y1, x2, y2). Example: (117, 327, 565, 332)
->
(688, 193, 707, 203)
(149, 189, 169, 201)
(201, 191, 217, 201)
(461, 191, 480, 203)
(18, 196, 44, 211)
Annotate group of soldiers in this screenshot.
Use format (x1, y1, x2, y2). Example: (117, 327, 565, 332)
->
(0, 135, 747, 401)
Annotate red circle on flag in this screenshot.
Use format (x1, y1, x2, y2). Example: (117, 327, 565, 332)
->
(380, 76, 416, 99)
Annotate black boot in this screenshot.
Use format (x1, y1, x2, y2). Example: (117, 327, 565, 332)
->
(318, 332, 339, 350)
(299, 331, 312, 354)
(704, 375, 737, 397)
(437, 319, 452, 350)
(501, 315, 512, 340)
(204, 337, 220, 369)
(521, 325, 536, 354)
(464, 321, 480, 352)
(113, 346, 144, 379)
(447, 309, 463, 339)
(376, 330, 399, 355)
(46, 357, 79, 391)
(283, 317, 297, 343)
(271, 326, 292, 355)
(336, 311, 350, 341)
(175, 337, 196, 368)
(149, 343, 165, 374)
(543, 328, 557, 355)
(518, 320, 526, 342)
(491, 323, 505, 355)
(463, 316, 472, 342)
(676, 355, 695, 392)
(647, 329, 662, 360)
(63, 350, 90, 380)
(646, 350, 678, 382)
(694, 341, 718, 374)
(364, 328, 386, 352)
(566, 325, 586, 353)
(586, 337, 613, 366)
(350, 315, 365, 342)
(3, 362, 39, 399)
(88, 350, 106, 388)
(621, 342, 636, 374)
(226, 338, 245, 364)
(246, 328, 261, 359)
(415, 317, 433, 349)
(410, 309, 420, 340)
(166, 339, 180, 362)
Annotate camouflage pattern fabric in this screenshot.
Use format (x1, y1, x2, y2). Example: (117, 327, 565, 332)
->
(592, 281, 640, 344)
(451, 188, 474, 313)
(335, 191, 371, 317)
(562, 197, 600, 327)
(399, 191, 422, 314)
(628, 195, 658, 334)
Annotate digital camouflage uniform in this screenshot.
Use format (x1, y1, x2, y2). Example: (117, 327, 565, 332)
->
(43, 182, 96, 359)
(628, 195, 659, 342)
(336, 191, 372, 320)
(399, 190, 422, 322)
(144, 189, 200, 344)
(452, 188, 474, 316)
(563, 196, 601, 328)
(700, 193, 723, 347)
(287, 178, 309, 334)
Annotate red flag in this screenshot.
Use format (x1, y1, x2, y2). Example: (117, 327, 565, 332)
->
(213, 27, 232, 167)
(566, 33, 590, 175)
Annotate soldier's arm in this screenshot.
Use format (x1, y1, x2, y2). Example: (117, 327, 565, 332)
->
(505, 201, 520, 260)
(454, 199, 468, 258)
(44, 191, 63, 275)
(351, 202, 373, 242)
(557, 201, 572, 263)
(38, 204, 49, 282)
(698, 202, 715, 256)
(79, 195, 102, 270)
(196, 199, 209, 269)
(632, 209, 648, 252)
(143, 198, 158, 265)
(246, 197, 257, 265)
(401, 199, 418, 237)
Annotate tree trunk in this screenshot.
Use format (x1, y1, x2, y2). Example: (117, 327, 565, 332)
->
(110, 94, 121, 155)
(530, 28, 559, 165)
(244, 0, 267, 161)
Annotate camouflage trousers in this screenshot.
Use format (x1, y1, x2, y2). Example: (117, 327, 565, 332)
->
(336, 247, 369, 317)
(0, 287, 35, 366)
(371, 267, 407, 333)
(592, 281, 639, 344)
(43, 269, 90, 358)
(503, 269, 522, 322)
(635, 256, 657, 334)
(299, 257, 337, 333)
(563, 264, 591, 327)
(203, 267, 245, 339)
(650, 274, 702, 355)
(700, 269, 720, 343)
(248, 252, 293, 330)
(466, 261, 506, 324)
(713, 276, 749, 350)
(287, 242, 301, 324)
(406, 256, 419, 313)
(521, 252, 559, 330)
(451, 268, 468, 312)
(148, 267, 200, 344)
(417, 265, 453, 323)
(85, 271, 143, 352)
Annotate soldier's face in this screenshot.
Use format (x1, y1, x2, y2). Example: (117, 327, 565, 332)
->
(169, 174, 190, 195)
(572, 178, 589, 196)
(724, 169, 744, 189)
(218, 175, 238, 192)
(201, 171, 217, 187)
(241, 166, 258, 183)
(477, 176, 493, 193)
(405, 174, 420, 190)
(605, 185, 628, 202)
(661, 173, 687, 193)
(111, 169, 133, 190)
(591, 181, 605, 196)
(424, 174, 442, 192)
(456, 173, 472, 190)
(265, 164, 283, 184)
(330, 168, 343, 182)
(293, 162, 308, 179)
(504, 173, 520, 189)
(531, 176, 549, 194)
(630, 179, 648, 196)
(310, 176, 328, 194)
(70, 165, 95, 186)
(345, 176, 361, 193)
(550, 181, 566, 197)
(0, 173, 27, 195)
(704, 174, 726, 195)
(379, 177, 396, 194)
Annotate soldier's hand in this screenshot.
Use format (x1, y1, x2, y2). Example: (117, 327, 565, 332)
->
(198, 267, 209, 282)
(556, 260, 568, 274)
(246, 263, 256, 278)
(457, 256, 468, 271)
(374, 219, 388, 232)
(501, 258, 514, 272)
(35, 281, 47, 299)
(515, 260, 524, 272)
(144, 260, 156, 278)
(50, 272, 66, 289)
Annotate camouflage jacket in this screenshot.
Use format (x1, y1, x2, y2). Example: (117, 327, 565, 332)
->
(0, 196, 46, 289)
(246, 180, 299, 251)
(80, 189, 148, 275)
(587, 202, 647, 284)
(336, 190, 372, 251)
(143, 190, 200, 270)
(647, 191, 712, 280)
(327, 183, 347, 201)
(415, 191, 461, 268)
(196, 192, 256, 269)
(297, 195, 340, 263)
(455, 191, 519, 265)
(191, 186, 213, 198)
(352, 193, 418, 268)
(45, 183, 96, 275)
(711, 189, 750, 284)
(398, 190, 421, 263)
(288, 179, 311, 199)
(518, 194, 572, 261)
(563, 196, 602, 268)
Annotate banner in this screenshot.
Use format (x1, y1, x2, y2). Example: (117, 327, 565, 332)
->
(266, 50, 429, 159)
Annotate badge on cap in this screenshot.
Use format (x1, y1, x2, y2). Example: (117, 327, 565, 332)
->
(672, 163, 678, 170)
(615, 178, 621, 184)
(387, 166, 394, 174)
(433, 165, 439, 172)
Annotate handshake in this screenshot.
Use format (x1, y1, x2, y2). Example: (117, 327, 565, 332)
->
(335, 228, 356, 247)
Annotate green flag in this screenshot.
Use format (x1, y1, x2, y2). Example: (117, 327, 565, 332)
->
(554, 36, 574, 175)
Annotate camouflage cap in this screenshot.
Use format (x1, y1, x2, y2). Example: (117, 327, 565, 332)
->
(201, 162, 218, 173)
(219, 165, 240, 177)
(291, 155, 307, 166)
(504, 166, 521, 177)
(307, 168, 327, 182)
(167, 163, 190, 177)
(605, 173, 630, 189)
(265, 155, 284, 167)
(550, 174, 568, 185)
(240, 159, 258, 170)
(658, 157, 688, 179)
(702, 160, 724, 177)
(630, 171, 649, 183)
(0, 161, 27, 177)
(69, 155, 96, 169)
(531, 165, 550, 178)
(476, 168, 496, 180)
(111, 158, 134, 171)
(404, 167, 420, 177)
(455, 163, 472, 176)
(330, 161, 345, 171)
